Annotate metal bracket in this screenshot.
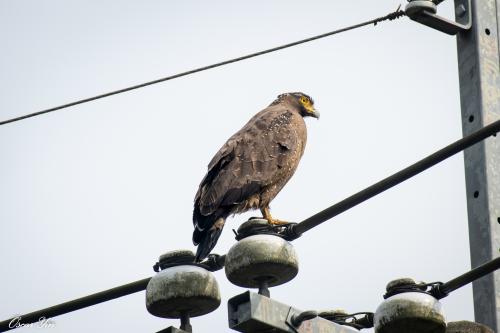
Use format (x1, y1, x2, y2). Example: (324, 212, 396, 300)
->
(405, 0, 472, 35)
(228, 291, 358, 333)
(155, 327, 190, 333)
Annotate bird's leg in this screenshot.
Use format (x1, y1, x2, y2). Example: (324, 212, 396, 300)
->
(261, 206, 289, 225)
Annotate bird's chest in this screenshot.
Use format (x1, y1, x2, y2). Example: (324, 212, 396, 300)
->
(274, 116, 307, 163)
(258, 116, 307, 204)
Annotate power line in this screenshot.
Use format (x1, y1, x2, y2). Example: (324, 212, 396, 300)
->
(433, 257, 500, 299)
(0, 278, 151, 332)
(1, 117, 499, 332)
(288, 118, 500, 239)
(0, 7, 405, 126)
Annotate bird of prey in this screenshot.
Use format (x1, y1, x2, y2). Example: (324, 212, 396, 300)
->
(192, 92, 319, 261)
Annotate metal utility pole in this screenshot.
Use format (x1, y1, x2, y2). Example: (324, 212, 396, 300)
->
(454, 0, 500, 331)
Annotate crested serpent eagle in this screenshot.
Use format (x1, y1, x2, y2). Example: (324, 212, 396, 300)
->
(193, 92, 319, 261)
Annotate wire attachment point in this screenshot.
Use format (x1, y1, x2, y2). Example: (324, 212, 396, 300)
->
(290, 310, 319, 327)
(374, 5, 405, 25)
(405, 0, 471, 35)
(320, 310, 374, 330)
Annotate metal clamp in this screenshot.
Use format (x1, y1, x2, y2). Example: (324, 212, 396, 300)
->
(405, 0, 471, 35)
(289, 310, 319, 328)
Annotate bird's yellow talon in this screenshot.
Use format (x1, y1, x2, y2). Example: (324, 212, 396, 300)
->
(261, 207, 288, 225)
(266, 218, 290, 226)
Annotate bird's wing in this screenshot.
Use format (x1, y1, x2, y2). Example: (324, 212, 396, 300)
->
(195, 108, 300, 223)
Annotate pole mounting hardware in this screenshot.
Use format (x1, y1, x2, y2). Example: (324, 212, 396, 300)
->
(289, 310, 319, 328)
(405, 0, 472, 35)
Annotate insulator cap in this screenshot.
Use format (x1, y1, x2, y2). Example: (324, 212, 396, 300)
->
(159, 250, 196, 264)
(405, 0, 437, 17)
(225, 233, 299, 288)
(386, 278, 417, 291)
(375, 292, 446, 333)
(446, 321, 493, 333)
(146, 250, 221, 318)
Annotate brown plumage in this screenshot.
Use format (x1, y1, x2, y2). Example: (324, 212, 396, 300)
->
(192, 92, 319, 261)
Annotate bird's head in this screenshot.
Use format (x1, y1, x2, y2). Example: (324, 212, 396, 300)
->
(273, 92, 320, 119)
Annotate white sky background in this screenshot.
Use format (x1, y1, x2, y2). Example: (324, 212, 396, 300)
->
(0, 1, 475, 332)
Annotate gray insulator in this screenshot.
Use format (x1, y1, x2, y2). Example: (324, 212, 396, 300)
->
(146, 265, 221, 318)
(405, 0, 437, 17)
(375, 292, 446, 333)
(446, 321, 494, 333)
(225, 234, 299, 288)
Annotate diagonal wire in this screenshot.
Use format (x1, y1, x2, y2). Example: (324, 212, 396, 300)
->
(0, 278, 151, 332)
(290, 118, 500, 238)
(0, 7, 405, 126)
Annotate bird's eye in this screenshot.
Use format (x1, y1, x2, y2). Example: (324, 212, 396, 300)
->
(300, 97, 308, 104)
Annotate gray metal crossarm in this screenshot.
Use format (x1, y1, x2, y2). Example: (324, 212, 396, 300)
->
(228, 291, 359, 333)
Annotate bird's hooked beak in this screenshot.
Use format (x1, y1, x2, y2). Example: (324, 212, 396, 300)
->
(309, 106, 320, 119)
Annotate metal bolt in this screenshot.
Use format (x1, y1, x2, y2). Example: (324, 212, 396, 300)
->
(257, 279, 270, 298)
(180, 313, 192, 333)
(456, 4, 466, 17)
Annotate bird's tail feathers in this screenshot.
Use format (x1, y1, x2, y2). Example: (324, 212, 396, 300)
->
(194, 218, 225, 262)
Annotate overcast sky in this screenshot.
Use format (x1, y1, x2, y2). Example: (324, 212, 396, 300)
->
(0, 1, 476, 332)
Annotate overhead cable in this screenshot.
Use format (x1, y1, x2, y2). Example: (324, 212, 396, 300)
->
(431, 256, 500, 299)
(288, 118, 500, 239)
(0, 278, 151, 332)
(0, 7, 405, 126)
